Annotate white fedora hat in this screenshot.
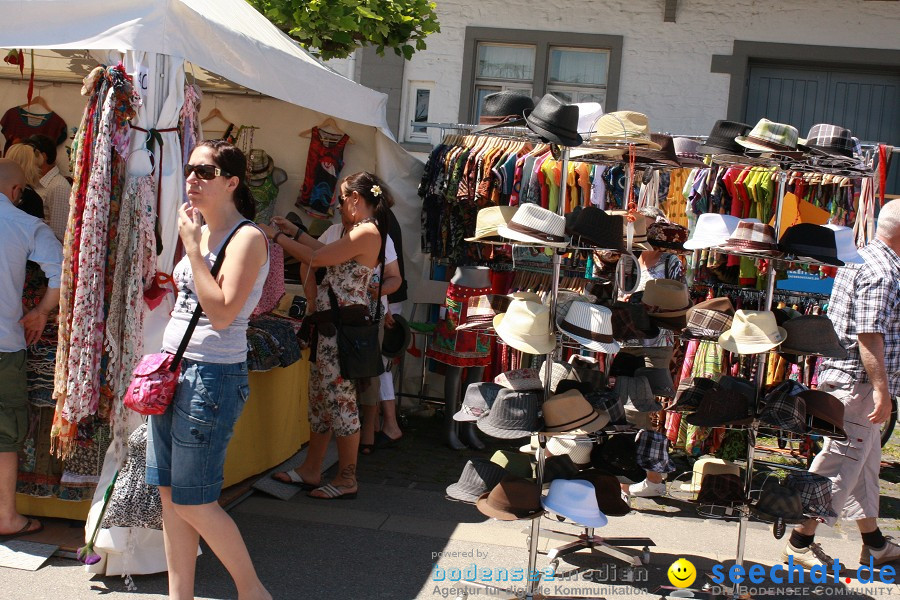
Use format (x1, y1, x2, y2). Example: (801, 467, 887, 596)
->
(545, 435, 594, 467)
(822, 224, 864, 264)
(718, 310, 787, 355)
(465, 206, 519, 244)
(683, 213, 741, 250)
(497, 203, 568, 248)
(493, 300, 556, 354)
(538, 360, 580, 394)
(557, 301, 620, 354)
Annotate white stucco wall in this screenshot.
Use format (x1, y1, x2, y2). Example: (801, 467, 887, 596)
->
(397, 0, 900, 139)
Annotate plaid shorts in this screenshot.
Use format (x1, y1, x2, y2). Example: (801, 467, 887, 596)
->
(635, 430, 674, 473)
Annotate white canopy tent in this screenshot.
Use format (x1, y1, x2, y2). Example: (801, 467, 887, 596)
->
(1, 0, 426, 575)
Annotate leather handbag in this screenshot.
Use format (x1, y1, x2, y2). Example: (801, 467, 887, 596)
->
(327, 232, 386, 381)
(124, 221, 251, 415)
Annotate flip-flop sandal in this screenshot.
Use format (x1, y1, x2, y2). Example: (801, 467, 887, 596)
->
(308, 483, 358, 500)
(0, 517, 43, 540)
(271, 470, 319, 490)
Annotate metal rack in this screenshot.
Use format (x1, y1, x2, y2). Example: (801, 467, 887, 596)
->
(416, 121, 883, 599)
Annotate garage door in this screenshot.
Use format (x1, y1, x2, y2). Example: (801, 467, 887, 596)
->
(746, 64, 899, 193)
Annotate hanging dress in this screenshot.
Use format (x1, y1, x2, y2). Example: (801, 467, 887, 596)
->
(426, 283, 493, 367)
(296, 127, 349, 219)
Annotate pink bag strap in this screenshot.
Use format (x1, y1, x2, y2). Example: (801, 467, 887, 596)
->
(170, 220, 252, 372)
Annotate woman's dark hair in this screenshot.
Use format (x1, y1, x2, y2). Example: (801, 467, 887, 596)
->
(194, 139, 255, 221)
(342, 171, 392, 241)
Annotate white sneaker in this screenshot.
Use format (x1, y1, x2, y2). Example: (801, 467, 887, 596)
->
(861, 536, 900, 566)
(628, 479, 666, 498)
(781, 541, 835, 569)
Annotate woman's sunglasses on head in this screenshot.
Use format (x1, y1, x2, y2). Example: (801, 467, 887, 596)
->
(184, 163, 233, 180)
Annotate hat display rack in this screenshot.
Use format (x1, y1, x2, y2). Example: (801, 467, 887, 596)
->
(437, 125, 659, 600)
(682, 162, 874, 599)
(417, 115, 885, 600)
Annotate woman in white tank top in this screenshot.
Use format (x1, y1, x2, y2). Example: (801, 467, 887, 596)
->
(145, 140, 272, 600)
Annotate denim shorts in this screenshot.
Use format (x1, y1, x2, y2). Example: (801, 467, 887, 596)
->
(146, 358, 250, 505)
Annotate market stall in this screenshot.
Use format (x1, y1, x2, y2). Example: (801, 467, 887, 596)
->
(0, 0, 424, 571)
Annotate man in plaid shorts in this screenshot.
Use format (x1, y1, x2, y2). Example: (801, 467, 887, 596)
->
(783, 199, 900, 568)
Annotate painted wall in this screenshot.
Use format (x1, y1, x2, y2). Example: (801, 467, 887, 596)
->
(391, 0, 900, 140)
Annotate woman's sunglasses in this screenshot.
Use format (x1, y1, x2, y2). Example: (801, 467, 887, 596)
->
(183, 163, 233, 180)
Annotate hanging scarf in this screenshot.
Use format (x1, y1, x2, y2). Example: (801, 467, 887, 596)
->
(52, 65, 139, 457)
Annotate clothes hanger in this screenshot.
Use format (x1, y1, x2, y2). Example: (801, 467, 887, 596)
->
(201, 107, 230, 126)
(20, 95, 52, 113)
(299, 117, 354, 143)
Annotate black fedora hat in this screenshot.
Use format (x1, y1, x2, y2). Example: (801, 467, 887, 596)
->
(570, 207, 626, 251)
(381, 314, 411, 358)
(778, 223, 844, 266)
(697, 120, 752, 155)
(480, 91, 535, 125)
(685, 380, 754, 427)
(780, 315, 848, 359)
(524, 94, 583, 147)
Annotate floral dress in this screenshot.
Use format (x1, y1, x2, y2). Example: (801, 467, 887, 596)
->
(308, 258, 373, 436)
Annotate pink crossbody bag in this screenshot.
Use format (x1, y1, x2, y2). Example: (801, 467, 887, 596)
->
(124, 221, 250, 415)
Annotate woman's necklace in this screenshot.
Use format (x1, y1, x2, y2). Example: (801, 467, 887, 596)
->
(352, 216, 376, 229)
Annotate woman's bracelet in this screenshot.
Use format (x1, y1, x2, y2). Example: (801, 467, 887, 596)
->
(273, 231, 284, 245)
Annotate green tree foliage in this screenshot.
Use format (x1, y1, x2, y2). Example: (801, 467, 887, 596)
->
(248, 0, 440, 61)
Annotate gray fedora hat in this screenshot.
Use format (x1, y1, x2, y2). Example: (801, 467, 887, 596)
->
(476, 389, 540, 439)
(446, 459, 507, 504)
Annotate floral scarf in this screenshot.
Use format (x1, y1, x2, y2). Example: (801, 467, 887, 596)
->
(52, 65, 139, 457)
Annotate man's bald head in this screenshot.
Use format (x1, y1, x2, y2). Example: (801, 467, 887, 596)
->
(0, 159, 26, 203)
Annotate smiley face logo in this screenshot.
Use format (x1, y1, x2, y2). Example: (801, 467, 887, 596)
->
(667, 558, 696, 588)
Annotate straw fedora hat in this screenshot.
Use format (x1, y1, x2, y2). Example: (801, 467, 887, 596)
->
(497, 203, 568, 248)
(718, 310, 787, 355)
(494, 300, 556, 354)
(248, 149, 274, 181)
(735, 118, 802, 154)
(641, 279, 691, 322)
(679, 457, 741, 493)
(557, 301, 620, 354)
(465, 206, 519, 244)
(541, 389, 609, 435)
(581, 111, 661, 149)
